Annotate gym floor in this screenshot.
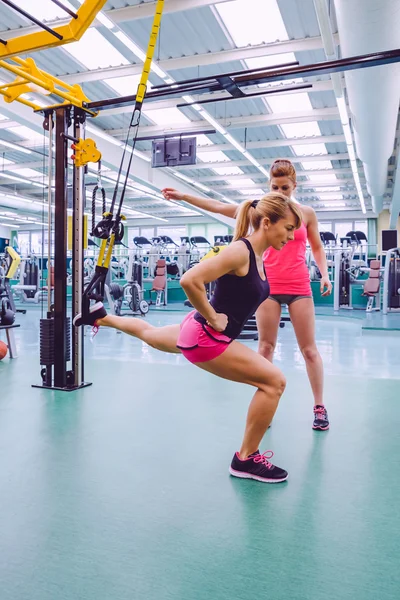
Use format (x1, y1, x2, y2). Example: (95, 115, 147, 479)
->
(1, 309, 400, 600)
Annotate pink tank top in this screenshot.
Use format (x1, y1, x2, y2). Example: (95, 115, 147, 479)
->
(263, 221, 311, 295)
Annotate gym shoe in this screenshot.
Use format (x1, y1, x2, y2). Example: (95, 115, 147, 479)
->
(229, 450, 288, 483)
(73, 302, 107, 327)
(313, 405, 329, 430)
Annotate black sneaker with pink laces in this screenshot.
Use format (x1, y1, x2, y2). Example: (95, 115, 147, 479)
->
(73, 302, 107, 327)
(229, 450, 288, 483)
(313, 405, 330, 431)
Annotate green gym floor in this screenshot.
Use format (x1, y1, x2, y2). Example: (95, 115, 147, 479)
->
(1, 308, 400, 600)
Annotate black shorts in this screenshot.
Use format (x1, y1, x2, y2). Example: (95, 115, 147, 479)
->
(269, 294, 312, 306)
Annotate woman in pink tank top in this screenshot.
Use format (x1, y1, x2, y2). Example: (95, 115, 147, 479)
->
(163, 159, 332, 431)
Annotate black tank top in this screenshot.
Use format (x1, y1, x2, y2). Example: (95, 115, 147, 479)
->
(194, 238, 270, 339)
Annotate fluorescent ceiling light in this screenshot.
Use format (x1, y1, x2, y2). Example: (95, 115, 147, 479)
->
(144, 107, 191, 126)
(105, 75, 151, 96)
(302, 161, 333, 171)
(196, 135, 213, 147)
(307, 174, 338, 183)
(64, 29, 129, 70)
(86, 124, 121, 147)
(238, 188, 266, 195)
(95, 11, 116, 30)
(314, 186, 341, 192)
(281, 122, 321, 138)
(229, 179, 257, 187)
(224, 133, 245, 153)
(213, 166, 243, 176)
(193, 182, 211, 192)
(14, 168, 42, 179)
(197, 112, 226, 135)
(151, 64, 169, 80)
(293, 143, 327, 156)
(267, 92, 313, 114)
(113, 31, 147, 62)
(7, 125, 45, 144)
(197, 150, 229, 163)
(216, 0, 288, 46)
(0, 157, 15, 166)
(0, 172, 45, 187)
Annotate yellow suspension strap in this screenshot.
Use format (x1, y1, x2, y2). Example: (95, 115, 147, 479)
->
(82, 0, 164, 317)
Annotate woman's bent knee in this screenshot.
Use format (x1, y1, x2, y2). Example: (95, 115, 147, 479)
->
(258, 340, 276, 360)
(260, 368, 286, 397)
(301, 345, 320, 363)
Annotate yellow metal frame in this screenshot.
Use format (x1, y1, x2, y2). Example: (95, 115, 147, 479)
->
(0, 56, 94, 112)
(5, 246, 21, 279)
(0, 0, 107, 59)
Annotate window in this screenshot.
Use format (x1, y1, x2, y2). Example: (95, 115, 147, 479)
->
(156, 226, 187, 244)
(334, 222, 353, 241)
(207, 224, 230, 244)
(140, 227, 155, 241)
(318, 222, 332, 233)
(17, 231, 30, 256)
(30, 231, 44, 255)
(354, 221, 368, 236)
(128, 227, 140, 248)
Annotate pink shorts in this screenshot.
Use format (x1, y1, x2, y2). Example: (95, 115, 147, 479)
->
(177, 311, 232, 364)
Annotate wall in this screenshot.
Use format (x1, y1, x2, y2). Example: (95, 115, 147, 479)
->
(377, 210, 400, 253)
(0, 225, 11, 239)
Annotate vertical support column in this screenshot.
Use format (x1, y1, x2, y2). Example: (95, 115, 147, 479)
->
(54, 107, 69, 388)
(72, 109, 85, 386)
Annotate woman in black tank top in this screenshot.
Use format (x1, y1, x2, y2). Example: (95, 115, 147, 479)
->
(74, 192, 301, 484)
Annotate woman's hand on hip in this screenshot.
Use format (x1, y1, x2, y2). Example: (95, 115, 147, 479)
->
(207, 313, 228, 332)
(320, 275, 332, 296)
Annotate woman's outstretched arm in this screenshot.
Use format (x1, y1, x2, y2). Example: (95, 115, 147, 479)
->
(162, 187, 238, 219)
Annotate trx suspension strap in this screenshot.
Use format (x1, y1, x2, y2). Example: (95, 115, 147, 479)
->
(82, 0, 164, 318)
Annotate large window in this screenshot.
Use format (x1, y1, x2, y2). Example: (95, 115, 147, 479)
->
(354, 221, 368, 236)
(156, 226, 187, 244)
(30, 231, 44, 255)
(128, 227, 140, 248)
(318, 222, 332, 233)
(140, 227, 155, 241)
(334, 222, 353, 242)
(18, 232, 30, 256)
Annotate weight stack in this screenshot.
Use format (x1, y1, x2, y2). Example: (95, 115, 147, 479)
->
(40, 317, 71, 366)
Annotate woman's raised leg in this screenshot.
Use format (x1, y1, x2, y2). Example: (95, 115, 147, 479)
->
(97, 314, 182, 354)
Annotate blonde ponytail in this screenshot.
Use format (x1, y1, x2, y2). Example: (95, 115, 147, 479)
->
(233, 199, 256, 241)
(233, 192, 301, 241)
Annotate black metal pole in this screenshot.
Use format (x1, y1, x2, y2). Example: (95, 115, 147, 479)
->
(53, 107, 68, 388)
(72, 109, 85, 387)
(86, 47, 400, 112)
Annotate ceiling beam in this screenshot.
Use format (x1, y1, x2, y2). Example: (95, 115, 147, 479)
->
(176, 154, 352, 171)
(60, 36, 336, 85)
(101, 80, 335, 116)
(195, 168, 356, 183)
(192, 134, 345, 152)
(106, 108, 340, 138)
